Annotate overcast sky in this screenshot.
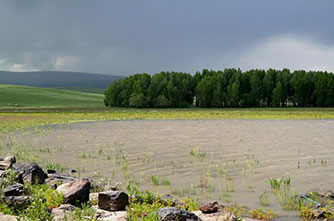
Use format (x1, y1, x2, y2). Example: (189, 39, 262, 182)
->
(0, 0, 333, 76)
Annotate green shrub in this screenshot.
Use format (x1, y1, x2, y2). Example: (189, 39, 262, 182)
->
(24, 184, 63, 209)
(22, 191, 53, 220)
(71, 203, 96, 220)
(126, 184, 199, 220)
(0, 203, 14, 215)
(0, 168, 17, 189)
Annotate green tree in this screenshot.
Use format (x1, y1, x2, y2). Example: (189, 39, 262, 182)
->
(291, 71, 314, 107)
(272, 82, 283, 107)
(129, 93, 149, 108)
(196, 76, 216, 107)
(263, 69, 277, 107)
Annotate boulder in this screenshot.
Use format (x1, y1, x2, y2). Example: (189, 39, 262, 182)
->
(0, 155, 16, 170)
(315, 189, 334, 199)
(52, 204, 77, 221)
(157, 207, 199, 221)
(45, 174, 76, 189)
(0, 213, 18, 221)
(0, 170, 6, 177)
(47, 169, 56, 174)
(2, 196, 32, 209)
(4, 183, 24, 196)
(313, 209, 326, 219)
(193, 210, 236, 221)
(13, 163, 47, 184)
(98, 191, 129, 211)
(92, 206, 127, 220)
(57, 178, 91, 205)
(199, 201, 221, 213)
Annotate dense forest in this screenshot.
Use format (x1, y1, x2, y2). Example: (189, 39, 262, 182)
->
(104, 69, 334, 108)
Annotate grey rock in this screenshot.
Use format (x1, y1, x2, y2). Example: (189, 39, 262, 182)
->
(47, 169, 56, 174)
(13, 163, 47, 184)
(0, 155, 16, 170)
(45, 174, 76, 189)
(157, 207, 199, 221)
(4, 155, 16, 164)
(193, 210, 236, 221)
(315, 189, 334, 199)
(93, 207, 127, 220)
(70, 169, 77, 173)
(313, 209, 325, 219)
(4, 183, 24, 196)
(52, 204, 77, 221)
(199, 201, 221, 213)
(0, 170, 5, 177)
(0, 213, 18, 221)
(98, 191, 129, 211)
(57, 178, 91, 205)
(2, 196, 32, 209)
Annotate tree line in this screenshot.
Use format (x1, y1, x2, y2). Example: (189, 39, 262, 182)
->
(104, 69, 334, 108)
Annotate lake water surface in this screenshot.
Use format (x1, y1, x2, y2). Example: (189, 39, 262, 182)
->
(15, 119, 334, 220)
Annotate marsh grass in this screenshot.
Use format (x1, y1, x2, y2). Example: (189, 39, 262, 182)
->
(170, 184, 197, 196)
(190, 146, 206, 161)
(249, 208, 279, 220)
(274, 189, 300, 211)
(161, 177, 170, 186)
(259, 191, 270, 206)
(151, 175, 160, 185)
(269, 178, 283, 189)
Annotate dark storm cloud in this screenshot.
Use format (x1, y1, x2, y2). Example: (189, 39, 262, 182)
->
(0, 0, 334, 75)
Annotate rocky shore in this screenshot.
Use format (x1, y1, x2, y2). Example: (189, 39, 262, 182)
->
(0, 154, 332, 220)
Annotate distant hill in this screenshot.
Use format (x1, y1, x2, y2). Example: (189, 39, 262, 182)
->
(0, 71, 123, 93)
(0, 84, 104, 108)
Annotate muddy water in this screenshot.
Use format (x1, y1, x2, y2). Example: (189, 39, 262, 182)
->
(16, 120, 334, 219)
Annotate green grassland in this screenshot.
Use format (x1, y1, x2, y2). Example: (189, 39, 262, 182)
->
(0, 84, 104, 108)
(1, 108, 334, 134)
(1, 84, 334, 133)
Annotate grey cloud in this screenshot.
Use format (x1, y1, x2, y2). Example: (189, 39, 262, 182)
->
(0, 0, 333, 75)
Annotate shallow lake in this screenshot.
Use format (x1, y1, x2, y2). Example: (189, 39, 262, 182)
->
(13, 119, 334, 219)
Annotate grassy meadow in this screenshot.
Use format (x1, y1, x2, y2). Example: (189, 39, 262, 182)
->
(0, 84, 104, 108)
(1, 107, 334, 133)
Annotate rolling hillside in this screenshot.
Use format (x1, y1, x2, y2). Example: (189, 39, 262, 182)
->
(0, 84, 104, 108)
(0, 71, 123, 93)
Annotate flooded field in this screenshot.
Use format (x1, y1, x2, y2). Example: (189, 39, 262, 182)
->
(5, 119, 334, 219)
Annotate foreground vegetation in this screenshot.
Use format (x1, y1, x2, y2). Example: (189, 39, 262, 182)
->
(1, 158, 333, 220)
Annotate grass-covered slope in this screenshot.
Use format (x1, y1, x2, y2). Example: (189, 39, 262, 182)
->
(0, 71, 123, 94)
(0, 84, 104, 108)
